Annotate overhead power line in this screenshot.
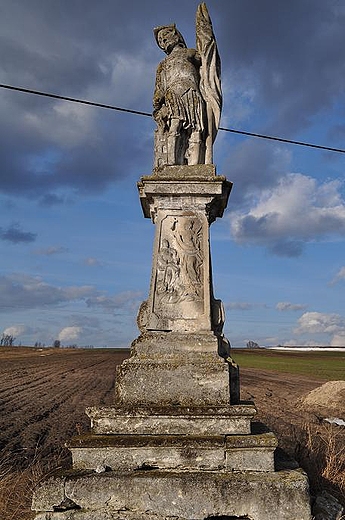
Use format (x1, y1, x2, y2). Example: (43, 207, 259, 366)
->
(1, 82, 345, 155)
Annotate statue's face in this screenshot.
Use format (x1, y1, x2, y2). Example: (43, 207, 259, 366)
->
(157, 27, 180, 53)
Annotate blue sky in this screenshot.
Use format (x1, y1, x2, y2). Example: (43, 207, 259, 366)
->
(0, 0, 345, 347)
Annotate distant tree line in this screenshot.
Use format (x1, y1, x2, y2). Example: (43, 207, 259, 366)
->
(0, 334, 15, 346)
(246, 340, 261, 349)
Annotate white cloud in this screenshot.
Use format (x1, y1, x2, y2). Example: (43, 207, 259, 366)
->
(225, 301, 268, 311)
(225, 141, 291, 207)
(230, 174, 345, 256)
(3, 324, 27, 337)
(84, 257, 102, 266)
(58, 326, 82, 342)
(330, 266, 345, 285)
(295, 312, 345, 345)
(34, 246, 69, 256)
(330, 332, 345, 347)
(276, 302, 307, 312)
(225, 302, 253, 311)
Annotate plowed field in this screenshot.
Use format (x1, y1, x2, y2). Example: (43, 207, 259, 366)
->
(0, 347, 128, 468)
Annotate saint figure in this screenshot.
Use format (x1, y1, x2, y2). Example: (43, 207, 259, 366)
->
(153, 3, 222, 168)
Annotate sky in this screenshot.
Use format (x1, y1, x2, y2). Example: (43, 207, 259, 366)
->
(0, 0, 345, 348)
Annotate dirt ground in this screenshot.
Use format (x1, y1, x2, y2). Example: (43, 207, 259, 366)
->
(0, 347, 129, 466)
(241, 367, 325, 426)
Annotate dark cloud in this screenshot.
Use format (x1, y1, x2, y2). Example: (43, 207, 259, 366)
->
(39, 193, 65, 207)
(0, 223, 37, 243)
(0, 0, 160, 202)
(86, 291, 142, 313)
(220, 0, 345, 135)
(1, 0, 345, 214)
(0, 274, 96, 312)
(224, 140, 291, 208)
(269, 240, 304, 258)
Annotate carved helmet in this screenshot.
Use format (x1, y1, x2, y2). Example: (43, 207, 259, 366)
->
(153, 24, 187, 52)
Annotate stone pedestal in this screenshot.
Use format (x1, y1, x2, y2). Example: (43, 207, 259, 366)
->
(32, 166, 312, 520)
(137, 165, 231, 334)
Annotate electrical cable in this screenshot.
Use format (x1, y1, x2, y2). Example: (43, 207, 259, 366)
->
(1, 83, 345, 154)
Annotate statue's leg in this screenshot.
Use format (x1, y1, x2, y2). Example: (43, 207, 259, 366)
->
(186, 131, 204, 165)
(167, 118, 185, 165)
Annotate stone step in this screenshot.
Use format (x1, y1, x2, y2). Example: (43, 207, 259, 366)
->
(86, 403, 256, 435)
(67, 428, 278, 473)
(32, 466, 312, 520)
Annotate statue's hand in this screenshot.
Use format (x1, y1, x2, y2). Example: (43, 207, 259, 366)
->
(153, 105, 169, 129)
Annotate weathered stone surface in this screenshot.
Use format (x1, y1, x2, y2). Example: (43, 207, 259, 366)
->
(115, 356, 230, 407)
(33, 513, 173, 520)
(130, 331, 221, 357)
(138, 168, 231, 221)
(32, 5, 313, 519)
(149, 163, 218, 179)
(137, 170, 231, 335)
(86, 404, 255, 435)
(32, 474, 67, 512)
(33, 513, 178, 520)
(67, 429, 277, 473)
(33, 468, 312, 520)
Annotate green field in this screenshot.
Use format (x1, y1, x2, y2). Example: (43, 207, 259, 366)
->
(232, 348, 345, 381)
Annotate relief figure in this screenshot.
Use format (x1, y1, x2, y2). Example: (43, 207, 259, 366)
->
(172, 218, 203, 301)
(156, 238, 181, 303)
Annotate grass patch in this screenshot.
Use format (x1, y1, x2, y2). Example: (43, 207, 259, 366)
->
(232, 349, 345, 380)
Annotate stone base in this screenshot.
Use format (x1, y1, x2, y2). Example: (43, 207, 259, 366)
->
(67, 422, 277, 473)
(115, 356, 230, 407)
(32, 467, 312, 520)
(115, 333, 237, 407)
(86, 404, 256, 435)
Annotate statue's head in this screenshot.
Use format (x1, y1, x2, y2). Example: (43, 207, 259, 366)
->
(154, 24, 186, 54)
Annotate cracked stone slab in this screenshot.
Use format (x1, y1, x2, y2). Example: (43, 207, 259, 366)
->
(33, 468, 312, 520)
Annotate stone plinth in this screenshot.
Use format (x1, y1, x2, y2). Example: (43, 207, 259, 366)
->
(137, 165, 232, 334)
(68, 423, 277, 473)
(86, 404, 256, 435)
(114, 355, 230, 407)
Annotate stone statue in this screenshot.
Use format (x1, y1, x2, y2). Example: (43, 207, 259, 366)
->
(153, 3, 222, 168)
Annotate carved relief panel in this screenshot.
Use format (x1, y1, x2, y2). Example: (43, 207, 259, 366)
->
(147, 212, 211, 331)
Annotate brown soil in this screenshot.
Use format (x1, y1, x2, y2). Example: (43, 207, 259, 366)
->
(0, 347, 129, 467)
(241, 367, 326, 429)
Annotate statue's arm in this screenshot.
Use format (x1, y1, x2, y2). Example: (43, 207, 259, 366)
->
(153, 63, 169, 129)
(153, 71, 163, 113)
